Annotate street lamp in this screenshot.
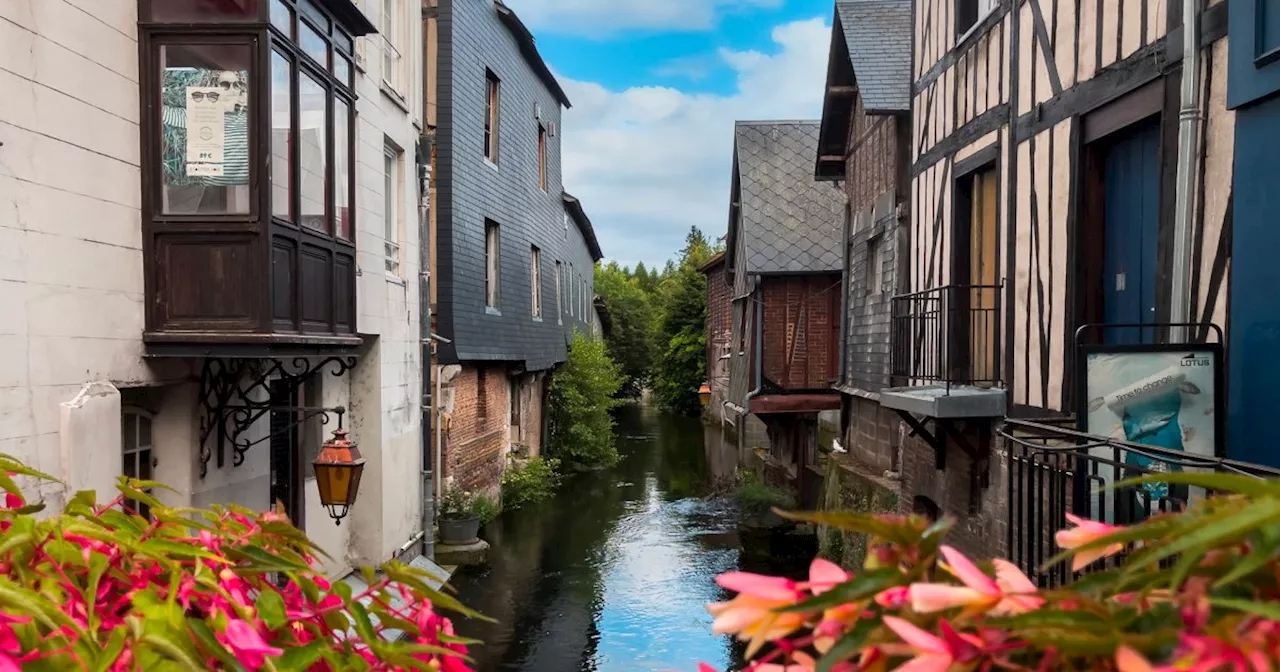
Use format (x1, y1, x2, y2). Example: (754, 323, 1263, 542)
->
(313, 429, 365, 525)
(699, 382, 712, 407)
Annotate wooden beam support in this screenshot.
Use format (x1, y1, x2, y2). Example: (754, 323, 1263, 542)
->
(912, 104, 1009, 177)
(818, 154, 845, 163)
(826, 85, 857, 96)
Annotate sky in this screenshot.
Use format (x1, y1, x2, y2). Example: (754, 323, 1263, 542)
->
(505, 0, 835, 269)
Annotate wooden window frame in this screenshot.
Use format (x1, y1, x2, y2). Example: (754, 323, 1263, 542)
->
(121, 406, 155, 520)
(530, 246, 542, 318)
(554, 260, 563, 324)
(484, 70, 500, 163)
(138, 0, 363, 344)
(383, 143, 402, 275)
(485, 220, 501, 309)
(537, 123, 547, 191)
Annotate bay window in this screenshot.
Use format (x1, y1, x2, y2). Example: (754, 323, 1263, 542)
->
(139, 0, 373, 347)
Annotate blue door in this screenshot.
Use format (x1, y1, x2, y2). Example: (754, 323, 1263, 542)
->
(1102, 121, 1161, 345)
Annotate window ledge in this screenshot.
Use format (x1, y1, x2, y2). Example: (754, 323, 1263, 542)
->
(380, 81, 411, 113)
(385, 272, 407, 286)
(532, 316, 544, 323)
(486, 306, 502, 316)
(484, 158, 499, 172)
(955, 5, 1003, 53)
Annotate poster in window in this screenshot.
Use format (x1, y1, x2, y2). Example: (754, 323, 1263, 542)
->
(185, 86, 225, 176)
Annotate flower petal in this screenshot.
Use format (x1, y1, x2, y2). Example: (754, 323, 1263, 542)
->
(908, 583, 993, 613)
(806, 558, 851, 594)
(882, 616, 948, 655)
(939, 546, 999, 594)
(992, 558, 1038, 594)
(1115, 646, 1155, 672)
(716, 572, 798, 601)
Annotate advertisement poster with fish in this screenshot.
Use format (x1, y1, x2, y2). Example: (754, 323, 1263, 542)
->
(1079, 346, 1223, 521)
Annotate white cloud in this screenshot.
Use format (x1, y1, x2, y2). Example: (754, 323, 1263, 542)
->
(507, 0, 784, 36)
(557, 18, 832, 268)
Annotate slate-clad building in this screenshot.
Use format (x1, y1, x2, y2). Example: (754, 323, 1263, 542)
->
(723, 121, 845, 487)
(814, 0, 913, 476)
(430, 0, 603, 495)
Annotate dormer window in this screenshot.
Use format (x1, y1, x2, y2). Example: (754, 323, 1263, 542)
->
(138, 0, 374, 348)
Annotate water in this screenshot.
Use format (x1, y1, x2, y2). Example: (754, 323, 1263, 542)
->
(448, 404, 804, 672)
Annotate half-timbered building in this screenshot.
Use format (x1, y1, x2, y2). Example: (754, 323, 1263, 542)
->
(815, 0, 913, 476)
(894, 0, 1235, 557)
(724, 121, 846, 489)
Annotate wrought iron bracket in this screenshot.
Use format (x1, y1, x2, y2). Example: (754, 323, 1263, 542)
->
(894, 412, 994, 512)
(197, 357, 357, 479)
(895, 411, 947, 470)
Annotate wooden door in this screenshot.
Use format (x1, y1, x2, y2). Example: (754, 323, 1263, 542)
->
(1102, 122, 1161, 345)
(968, 168, 999, 382)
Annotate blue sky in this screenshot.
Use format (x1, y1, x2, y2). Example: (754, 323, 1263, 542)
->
(505, 0, 835, 269)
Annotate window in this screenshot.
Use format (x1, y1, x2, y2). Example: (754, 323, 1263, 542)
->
(485, 221, 501, 308)
(477, 368, 489, 421)
(568, 264, 575, 317)
(121, 408, 154, 520)
(956, 0, 997, 37)
(537, 124, 547, 191)
(531, 246, 542, 318)
(382, 0, 404, 93)
(484, 70, 500, 162)
(384, 145, 402, 274)
(554, 260, 563, 323)
(509, 377, 521, 429)
(582, 278, 589, 318)
(867, 235, 884, 296)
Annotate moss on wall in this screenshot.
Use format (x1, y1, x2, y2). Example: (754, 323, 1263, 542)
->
(816, 454, 900, 570)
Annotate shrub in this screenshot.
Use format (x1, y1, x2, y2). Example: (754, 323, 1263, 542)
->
(547, 333, 624, 469)
(732, 470, 795, 517)
(698, 473, 1280, 671)
(472, 496, 501, 526)
(0, 454, 482, 671)
(501, 457, 562, 510)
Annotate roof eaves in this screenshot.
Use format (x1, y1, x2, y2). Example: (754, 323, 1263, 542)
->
(562, 192, 604, 261)
(494, 1, 572, 109)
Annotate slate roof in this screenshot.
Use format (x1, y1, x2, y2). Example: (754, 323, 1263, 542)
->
(494, 1, 572, 108)
(836, 0, 911, 113)
(733, 121, 845, 274)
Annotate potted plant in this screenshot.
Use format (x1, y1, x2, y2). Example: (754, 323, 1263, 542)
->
(438, 489, 481, 545)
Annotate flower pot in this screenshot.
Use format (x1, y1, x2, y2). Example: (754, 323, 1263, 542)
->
(439, 515, 480, 545)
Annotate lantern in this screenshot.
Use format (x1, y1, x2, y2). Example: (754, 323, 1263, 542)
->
(313, 429, 365, 525)
(698, 383, 712, 407)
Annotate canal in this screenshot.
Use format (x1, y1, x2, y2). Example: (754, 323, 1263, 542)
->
(448, 404, 805, 671)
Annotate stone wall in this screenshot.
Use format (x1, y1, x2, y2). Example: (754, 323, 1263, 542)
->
(817, 454, 900, 570)
(842, 395, 900, 475)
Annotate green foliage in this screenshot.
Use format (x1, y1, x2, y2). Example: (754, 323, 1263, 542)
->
(708, 473, 1280, 672)
(501, 457, 563, 510)
(439, 488, 479, 520)
(548, 333, 624, 469)
(594, 263, 661, 398)
(652, 227, 715, 415)
(733, 469, 795, 516)
(472, 495, 502, 525)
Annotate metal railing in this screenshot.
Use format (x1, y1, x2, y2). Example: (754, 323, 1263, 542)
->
(1000, 417, 1280, 587)
(890, 284, 1003, 388)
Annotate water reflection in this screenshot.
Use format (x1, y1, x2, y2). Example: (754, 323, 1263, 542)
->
(449, 405, 802, 671)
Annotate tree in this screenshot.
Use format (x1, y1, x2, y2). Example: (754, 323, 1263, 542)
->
(594, 265, 659, 398)
(652, 227, 711, 416)
(547, 333, 624, 469)
(0, 454, 480, 671)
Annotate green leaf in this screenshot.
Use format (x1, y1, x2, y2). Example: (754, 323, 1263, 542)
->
(1126, 498, 1280, 573)
(64, 490, 98, 516)
(773, 511, 919, 544)
(116, 483, 163, 511)
(988, 609, 1113, 634)
(1113, 472, 1280, 497)
(817, 618, 879, 672)
(333, 578, 354, 602)
(185, 619, 242, 670)
(140, 629, 205, 669)
(349, 601, 377, 643)
(1211, 598, 1280, 620)
(275, 641, 327, 670)
(256, 590, 287, 630)
(92, 628, 129, 672)
(382, 564, 493, 622)
(777, 570, 901, 614)
(225, 545, 308, 572)
(139, 539, 226, 564)
(1215, 545, 1274, 588)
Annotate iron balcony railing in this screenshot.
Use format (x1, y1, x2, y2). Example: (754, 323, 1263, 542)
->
(890, 284, 1003, 388)
(1000, 418, 1280, 587)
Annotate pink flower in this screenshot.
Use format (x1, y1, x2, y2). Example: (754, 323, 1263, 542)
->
(1115, 646, 1155, 672)
(706, 572, 806, 657)
(908, 546, 1043, 616)
(801, 558, 851, 595)
(749, 652, 817, 671)
(0, 654, 19, 672)
(874, 586, 910, 609)
(1055, 513, 1125, 571)
(882, 616, 981, 672)
(220, 619, 283, 670)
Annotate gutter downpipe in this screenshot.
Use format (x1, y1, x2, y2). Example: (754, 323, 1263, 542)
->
(416, 140, 433, 559)
(1170, 0, 1202, 343)
(743, 290, 764, 417)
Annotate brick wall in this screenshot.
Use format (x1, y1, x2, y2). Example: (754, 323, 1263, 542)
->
(705, 259, 732, 406)
(760, 274, 841, 390)
(443, 363, 509, 496)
